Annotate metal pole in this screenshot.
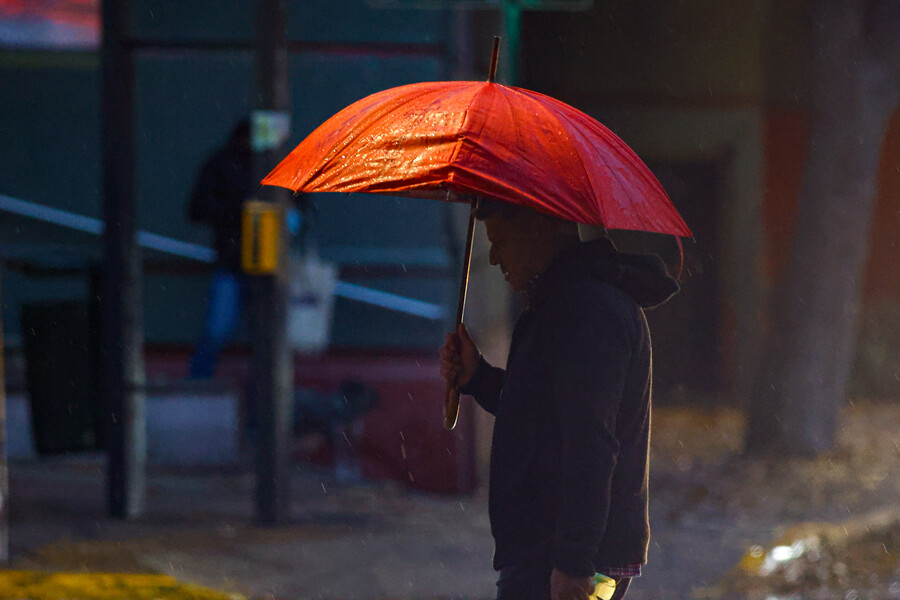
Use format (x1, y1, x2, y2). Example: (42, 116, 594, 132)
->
(0, 266, 8, 564)
(101, 0, 146, 519)
(251, 0, 293, 525)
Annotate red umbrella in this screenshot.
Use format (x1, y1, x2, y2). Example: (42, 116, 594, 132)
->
(263, 39, 691, 428)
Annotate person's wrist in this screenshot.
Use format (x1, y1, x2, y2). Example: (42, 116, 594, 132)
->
(458, 354, 483, 391)
(463, 353, 483, 386)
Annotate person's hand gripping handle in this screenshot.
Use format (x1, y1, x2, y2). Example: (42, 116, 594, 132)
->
(439, 323, 480, 428)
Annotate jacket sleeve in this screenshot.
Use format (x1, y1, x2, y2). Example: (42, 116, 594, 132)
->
(458, 356, 505, 416)
(550, 298, 632, 577)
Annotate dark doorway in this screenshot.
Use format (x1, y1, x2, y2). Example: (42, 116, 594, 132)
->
(609, 161, 723, 399)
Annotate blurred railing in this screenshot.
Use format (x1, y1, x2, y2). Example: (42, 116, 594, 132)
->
(0, 193, 446, 320)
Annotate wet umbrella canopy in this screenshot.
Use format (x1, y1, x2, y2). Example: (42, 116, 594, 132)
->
(262, 39, 691, 429)
(261, 81, 690, 237)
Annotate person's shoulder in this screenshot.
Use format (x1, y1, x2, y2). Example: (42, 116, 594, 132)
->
(558, 277, 636, 312)
(541, 279, 638, 335)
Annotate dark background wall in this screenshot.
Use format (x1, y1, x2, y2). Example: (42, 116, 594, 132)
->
(2, 0, 898, 397)
(0, 0, 458, 350)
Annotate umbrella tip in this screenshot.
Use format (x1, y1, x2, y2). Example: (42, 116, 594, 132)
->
(488, 36, 501, 83)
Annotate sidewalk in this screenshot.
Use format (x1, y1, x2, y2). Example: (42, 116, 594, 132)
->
(4, 439, 744, 600)
(7, 455, 497, 600)
(10, 403, 900, 599)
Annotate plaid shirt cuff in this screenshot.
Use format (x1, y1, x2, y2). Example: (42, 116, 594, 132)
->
(597, 564, 643, 578)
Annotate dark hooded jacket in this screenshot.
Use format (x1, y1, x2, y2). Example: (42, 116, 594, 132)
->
(188, 129, 255, 272)
(460, 237, 678, 576)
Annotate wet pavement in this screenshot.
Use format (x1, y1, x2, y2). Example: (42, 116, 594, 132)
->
(7, 452, 744, 600)
(8, 454, 496, 599)
(8, 403, 900, 599)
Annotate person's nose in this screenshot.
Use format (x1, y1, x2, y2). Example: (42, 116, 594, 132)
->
(488, 244, 499, 266)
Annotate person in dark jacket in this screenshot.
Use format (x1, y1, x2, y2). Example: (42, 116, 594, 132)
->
(187, 118, 255, 379)
(439, 199, 678, 600)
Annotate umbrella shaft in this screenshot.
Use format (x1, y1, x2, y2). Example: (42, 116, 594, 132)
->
(444, 201, 477, 430)
(455, 203, 477, 325)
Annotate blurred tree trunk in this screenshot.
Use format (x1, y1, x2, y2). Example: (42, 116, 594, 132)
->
(746, 0, 900, 455)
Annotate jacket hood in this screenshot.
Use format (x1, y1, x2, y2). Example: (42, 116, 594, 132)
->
(538, 237, 680, 309)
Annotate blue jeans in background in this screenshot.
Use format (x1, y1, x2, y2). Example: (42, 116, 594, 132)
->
(189, 269, 247, 379)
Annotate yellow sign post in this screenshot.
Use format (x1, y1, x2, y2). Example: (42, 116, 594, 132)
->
(241, 200, 281, 275)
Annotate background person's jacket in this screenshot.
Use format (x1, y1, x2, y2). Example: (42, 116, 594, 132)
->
(188, 135, 255, 272)
(460, 237, 678, 576)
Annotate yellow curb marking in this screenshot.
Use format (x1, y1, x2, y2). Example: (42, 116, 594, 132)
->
(0, 571, 245, 600)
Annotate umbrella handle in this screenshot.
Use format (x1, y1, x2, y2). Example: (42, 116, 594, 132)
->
(443, 385, 461, 430)
(443, 201, 477, 430)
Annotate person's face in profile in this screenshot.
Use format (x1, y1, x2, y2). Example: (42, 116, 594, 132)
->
(483, 210, 551, 293)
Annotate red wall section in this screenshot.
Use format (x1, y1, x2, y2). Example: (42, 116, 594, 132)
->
(146, 349, 478, 496)
(763, 105, 900, 300)
(291, 354, 478, 496)
(864, 107, 900, 301)
(763, 107, 809, 284)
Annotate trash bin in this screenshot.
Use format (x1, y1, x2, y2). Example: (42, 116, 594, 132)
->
(21, 300, 103, 454)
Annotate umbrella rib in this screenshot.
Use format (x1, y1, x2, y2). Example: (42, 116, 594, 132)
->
(276, 91, 405, 188)
(447, 84, 484, 173)
(548, 104, 607, 226)
(550, 99, 663, 232)
(500, 87, 526, 174)
(595, 131, 659, 232)
(306, 86, 452, 190)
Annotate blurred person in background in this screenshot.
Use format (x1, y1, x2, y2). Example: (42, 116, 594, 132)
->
(439, 199, 679, 600)
(187, 118, 254, 379)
